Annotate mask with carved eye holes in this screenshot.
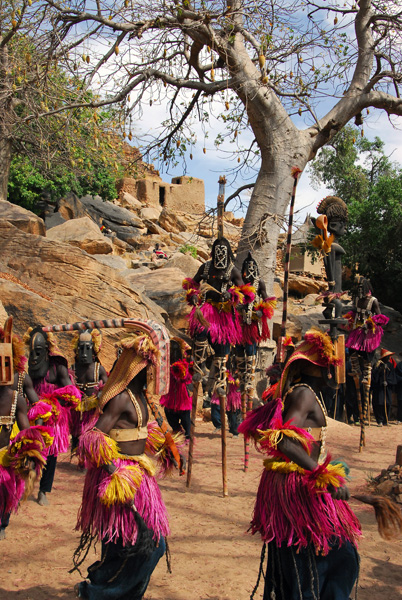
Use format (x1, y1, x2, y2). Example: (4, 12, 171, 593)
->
(77, 331, 94, 365)
(213, 244, 228, 270)
(28, 330, 49, 379)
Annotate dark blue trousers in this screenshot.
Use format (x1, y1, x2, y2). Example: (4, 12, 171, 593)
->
(78, 536, 166, 600)
(264, 539, 359, 600)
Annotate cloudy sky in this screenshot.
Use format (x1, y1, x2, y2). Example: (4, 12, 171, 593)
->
(134, 102, 402, 231)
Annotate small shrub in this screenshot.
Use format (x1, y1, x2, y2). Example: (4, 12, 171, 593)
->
(179, 244, 198, 259)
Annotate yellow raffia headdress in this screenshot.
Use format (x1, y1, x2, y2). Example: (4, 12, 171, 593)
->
(72, 328, 102, 356)
(23, 326, 64, 358)
(99, 333, 160, 410)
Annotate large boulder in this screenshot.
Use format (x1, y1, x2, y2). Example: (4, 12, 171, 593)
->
(120, 192, 142, 211)
(0, 220, 165, 369)
(158, 208, 186, 234)
(80, 195, 144, 229)
(162, 251, 202, 275)
(125, 267, 190, 330)
(112, 225, 144, 246)
(45, 212, 66, 230)
(0, 200, 45, 236)
(143, 220, 166, 236)
(140, 206, 161, 222)
(278, 273, 326, 296)
(46, 217, 113, 255)
(92, 254, 128, 270)
(57, 192, 88, 221)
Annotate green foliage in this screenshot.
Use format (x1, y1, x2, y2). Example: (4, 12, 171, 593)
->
(179, 244, 198, 259)
(309, 126, 402, 311)
(2, 29, 125, 211)
(8, 156, 120, 212)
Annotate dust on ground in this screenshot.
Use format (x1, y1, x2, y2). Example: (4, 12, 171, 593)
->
(1, 419, 401, 600)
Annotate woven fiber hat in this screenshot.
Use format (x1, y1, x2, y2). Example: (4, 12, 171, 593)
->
(275, 327, 342, 399)
(380, 348, 394, 360)
(99, 320, 170, 410)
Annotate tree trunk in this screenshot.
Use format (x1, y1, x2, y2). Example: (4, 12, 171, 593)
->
(238, 129, 311, 294)
(0, 133, 12, 201)
(0, 43, 12, 202)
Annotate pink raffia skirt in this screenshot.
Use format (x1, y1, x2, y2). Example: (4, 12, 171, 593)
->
(251, 468, 361, 555)
(160, 380, 192, 412)
(345, 314, 389, 353)
(226, 384, 241, 411)
(0, 456, 24, 516)
(76, 456, 170, 547)
(188, 302, 242, 345)
(241, 318, 270, 345)
(211, 384, 241, 410)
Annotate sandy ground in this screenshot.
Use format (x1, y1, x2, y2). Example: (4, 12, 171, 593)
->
(1, 419, 401, 600)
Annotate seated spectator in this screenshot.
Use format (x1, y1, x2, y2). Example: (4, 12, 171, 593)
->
(153, 243, 168, 260)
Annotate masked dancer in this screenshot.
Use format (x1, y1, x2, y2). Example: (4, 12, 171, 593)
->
(344, 276, 388, 424)
(25, 326, 81, 505)
(183, 237, 254, 405)
(236, 252, 276, 394)
(314, 196, 348, 320)
(0, 319, 53, 538)
(73, 322, 183, 600)
(239, 328, 361, 600)
(71, 329, 108, 451)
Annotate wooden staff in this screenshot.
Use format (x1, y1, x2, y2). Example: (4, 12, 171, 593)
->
(217, 176, 228, 495)
(186, 380, 200, 488)
(219, 391, 228, 497)
(277, 167, 301, 362)
(217, 175, 226, 239)
(352, 374, 365, 451)
(241, 391, 250, 471)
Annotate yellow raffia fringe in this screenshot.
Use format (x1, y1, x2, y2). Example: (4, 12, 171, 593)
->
(263, 458, 346, 489)
(100, 464, 143, 507)
(314, 463, 346, 489)
(59, 392, 80, 407)
(257, 428, 312, 453)
(89, 431, 119, 467)
(41, 432, 54, 448)
(10, 422, 19, 440)
(80, 395, 98, 412)
(0, 446, 10, 467)
(31, 411, 52, 424)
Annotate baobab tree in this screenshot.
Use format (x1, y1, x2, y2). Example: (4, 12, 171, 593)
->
(9, 0, 402, 289)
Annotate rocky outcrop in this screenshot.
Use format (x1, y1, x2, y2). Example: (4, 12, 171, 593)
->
(140, 207, 161, 222)
(143, 220, 165, 236)
(162, 252, 202, 275)
(92, 254, 129, 270)
(57, 192, 88, 221)
(108, 225, 144, 246)
(80, 195, 144, 229)
(0, 200, 45, 236)
(120, 192, 142, 211)
(278, 273, 327, 296)
(0, 221, 165, 369)
(45, 212, 66, 229)
(125, 267, 190, 330)
(46, 216, 113, 255)
(158, 208, 186, 234)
